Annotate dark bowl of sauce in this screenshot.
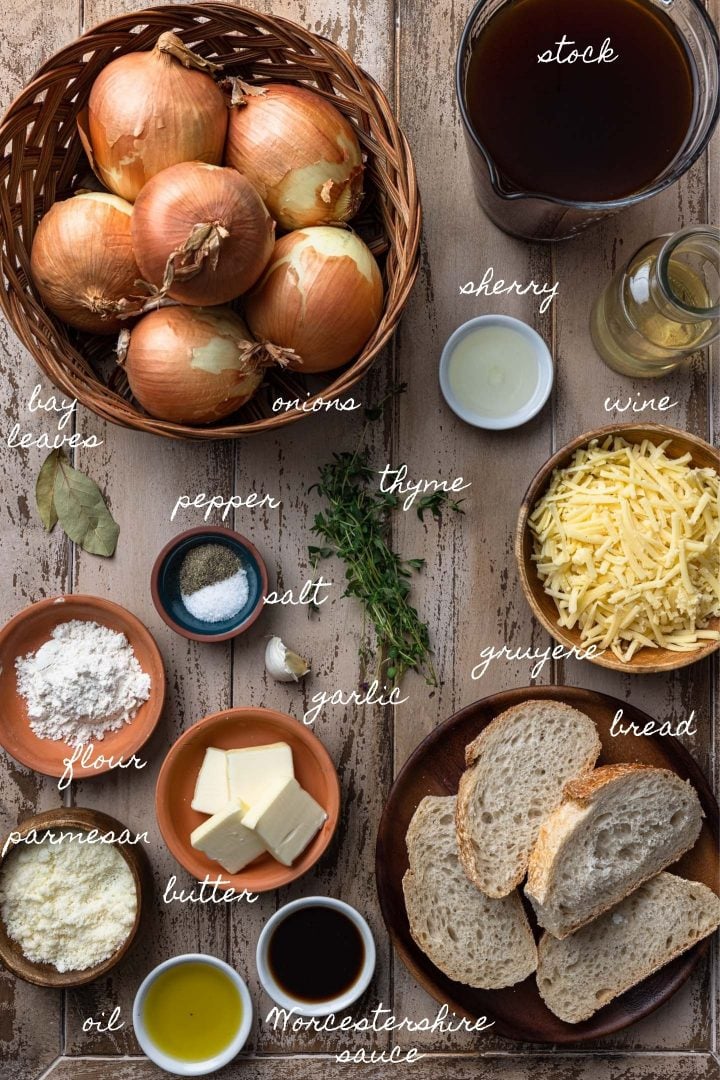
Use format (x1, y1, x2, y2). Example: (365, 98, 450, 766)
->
(257, 898, 376, 1017)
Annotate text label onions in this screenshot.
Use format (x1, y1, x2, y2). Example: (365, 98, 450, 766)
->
(80, 33, 227, 203)
(245, 226, 384, 373)
(131, 163, 275, 306)
(30, 193, 140, 334)
(117, 306, 279, 424)
(225, 83, 364, 231)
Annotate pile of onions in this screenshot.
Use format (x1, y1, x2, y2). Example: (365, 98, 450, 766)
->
(225, 83, 364, 231)
(117, 306, 288, 424)
(27, 40, 388, 427)
(245, 226, 383, 373)
(131, 162, 275, 305)
(79, 33, 227, 203)
(30, 193, 140, 334)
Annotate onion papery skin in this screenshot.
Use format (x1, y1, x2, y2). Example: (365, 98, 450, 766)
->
(131, 163, 275, 305)
(30, 192, 140, 334)
(225, 83, 364, 231)
(83, 37, 227, 203)
(120, 306, 266, 424)
(245, 226, 384, 373)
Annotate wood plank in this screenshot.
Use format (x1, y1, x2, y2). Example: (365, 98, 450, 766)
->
(0, 2, 80, 1077)
(228, 0, 396, 1054)
(40, 1052, 720, 1080)
(61, 0, 235, 1057)
(390, 0, 556, 1052)
(550, 97, 720, 1052)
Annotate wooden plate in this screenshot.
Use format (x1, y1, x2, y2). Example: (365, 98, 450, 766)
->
(0, 807, 147, 988)
(375, 685, 719, 1044)
(156, 707, 341, 893)
(0, 595, 166, 778)
(515, 423, 720, 674)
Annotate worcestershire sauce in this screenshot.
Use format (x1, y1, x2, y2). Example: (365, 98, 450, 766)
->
(464, 0, 696, 202)
(268, 905, 365, 1003)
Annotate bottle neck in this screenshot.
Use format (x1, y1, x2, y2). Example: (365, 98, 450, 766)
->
(649, 227, 720, 325)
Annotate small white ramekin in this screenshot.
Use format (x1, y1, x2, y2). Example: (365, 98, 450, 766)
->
(439, 313, 554, 430)
(256, 896, 376, 1018)
(133, 954, 253, 1076)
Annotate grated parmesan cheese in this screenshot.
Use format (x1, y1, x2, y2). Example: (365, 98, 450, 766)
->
(0, 831, 137, 972)
(529, 436, 720, 662)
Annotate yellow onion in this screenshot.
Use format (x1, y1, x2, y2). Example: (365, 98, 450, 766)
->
(117, 306, 288, 424)
(245, 226, 383, 373)
(79, 33, 227, 203)
(131, 162, 275, 306)
(30, 192, 141, 334)
(225, 82, 363, 231)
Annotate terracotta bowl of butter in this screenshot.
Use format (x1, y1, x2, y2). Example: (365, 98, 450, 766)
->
(0, 595, 166, 778)
(0, 807, 147, 988)
(516, 423, 720, 674)
(156, 707, 341, 893)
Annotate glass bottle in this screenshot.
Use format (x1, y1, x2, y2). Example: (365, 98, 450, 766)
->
(590, 226, 720, 377)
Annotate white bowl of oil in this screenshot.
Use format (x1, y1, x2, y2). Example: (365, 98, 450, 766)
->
(133, 954, 253, 1075)
(439, 314, 553, 430)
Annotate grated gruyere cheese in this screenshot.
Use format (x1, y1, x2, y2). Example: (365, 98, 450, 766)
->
(529, 436, 720, 662)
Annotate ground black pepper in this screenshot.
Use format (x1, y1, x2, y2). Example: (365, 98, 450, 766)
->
(179, 543, 241, 595)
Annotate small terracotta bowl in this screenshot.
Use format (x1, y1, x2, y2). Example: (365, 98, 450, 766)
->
(0, 807, 146, 988)
(156, 707, 341, 893)
(151, 527, 269, 643)
(516, 423, 720, 674)
(0, 595, 165, 778)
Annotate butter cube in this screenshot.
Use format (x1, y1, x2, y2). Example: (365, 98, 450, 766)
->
(241, 777, 327, 867)
(227, 742, 294, 806)
(191, 804, 266, 874)
(191, 747, 230, 815)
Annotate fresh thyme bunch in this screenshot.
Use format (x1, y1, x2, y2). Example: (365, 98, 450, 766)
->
(309, 389, 464, 685)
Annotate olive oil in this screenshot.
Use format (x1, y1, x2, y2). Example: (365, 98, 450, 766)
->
(142, 961, 243, 1063)
(464, 0, 696, 201)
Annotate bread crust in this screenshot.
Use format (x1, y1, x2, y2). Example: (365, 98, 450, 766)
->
(456, 701, 601, 898)
(526, 766, 703, 938)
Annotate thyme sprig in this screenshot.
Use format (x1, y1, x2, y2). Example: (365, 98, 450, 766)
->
(309, 387, 463, 685)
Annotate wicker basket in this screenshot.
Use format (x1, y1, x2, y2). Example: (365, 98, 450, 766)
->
(0, 3, 420, 440)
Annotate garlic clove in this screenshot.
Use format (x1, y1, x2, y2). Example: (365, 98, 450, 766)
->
(265, 636, 310, 682)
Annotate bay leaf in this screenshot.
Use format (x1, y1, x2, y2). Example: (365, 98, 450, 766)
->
(52, 454, 120, 557)
(36, 448, 61, 531)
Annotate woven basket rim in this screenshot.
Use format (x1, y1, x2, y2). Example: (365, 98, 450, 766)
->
(0, 2, 421, 440)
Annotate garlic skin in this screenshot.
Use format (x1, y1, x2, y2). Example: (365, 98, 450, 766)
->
(265, 636, 310, 682)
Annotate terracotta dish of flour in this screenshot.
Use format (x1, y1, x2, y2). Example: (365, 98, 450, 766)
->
(15, 619, 151, 745)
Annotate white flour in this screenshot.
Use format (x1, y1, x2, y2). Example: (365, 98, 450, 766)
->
(15, 619, 151, 745)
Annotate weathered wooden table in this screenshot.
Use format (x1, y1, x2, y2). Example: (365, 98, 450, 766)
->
(0, 1, 718, 1078)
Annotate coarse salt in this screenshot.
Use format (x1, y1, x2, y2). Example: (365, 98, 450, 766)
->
(181, 567, 250, 623)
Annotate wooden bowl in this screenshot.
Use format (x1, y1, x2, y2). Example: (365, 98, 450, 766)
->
(156, 707, 340, 893)
(0, 595, 166, 777)
(515, 423, 720, 674)
(376, 685, 720, 1044)
(0, 807, 147, 988)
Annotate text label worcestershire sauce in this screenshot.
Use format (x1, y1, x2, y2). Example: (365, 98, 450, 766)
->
(464, 0, 696, 202)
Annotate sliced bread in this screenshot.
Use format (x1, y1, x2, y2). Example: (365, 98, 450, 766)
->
(537, 872, 720, 1023)
(456, 701, 601, 897)
(526, 764, 704, 938)
(403, 795, 537, 988)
